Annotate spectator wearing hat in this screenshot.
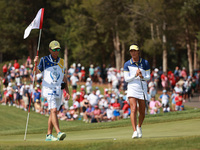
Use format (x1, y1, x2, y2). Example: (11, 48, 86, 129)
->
(77, 63, 82, 79)
(33, 87, 41, 110)
(89, 64, 94, 81)
(161, 72, 168, 90)
(106, 104, 114, 121)
(6, 82, 14, 106)
(95, 87, 101, 97)
(158, 90, 170, 112)
(88, 89, 98, 107)
(98, 95, 108, 109)
(80, 66, 86, 82)
(70, 73, 79, 90)
(86, 78, 92, 94)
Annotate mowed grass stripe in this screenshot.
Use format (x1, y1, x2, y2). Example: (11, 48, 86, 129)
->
(0, 118, 199, 141)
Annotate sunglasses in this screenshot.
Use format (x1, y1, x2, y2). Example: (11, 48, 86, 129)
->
(51, 48, 61, 52)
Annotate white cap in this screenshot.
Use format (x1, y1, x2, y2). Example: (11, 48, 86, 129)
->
(87, 78, 91, 81)
(81, 85, 85, 88)
(99, 95, 103, 98)
(36, 84, 40, 87)
(120, 94, 123, 97)
(81, 66, 85, 70)
(84, 95, 88, 99)
(154, 68, 159, 72)
(78, 63, 81, 67)
(70, 106, 74, 110)
(26, 85, 30, 88)
(8, 83, 12, 87)
(76, 92, 81, 95)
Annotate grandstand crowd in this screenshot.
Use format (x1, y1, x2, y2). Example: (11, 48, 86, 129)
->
(0, 57, 199, 123)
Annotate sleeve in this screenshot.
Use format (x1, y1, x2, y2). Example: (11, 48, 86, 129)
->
(37, 57, 44, 72)
(123, 62, 137, 83)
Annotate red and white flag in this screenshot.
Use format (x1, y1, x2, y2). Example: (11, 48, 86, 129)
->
(24, 8, 44, 39)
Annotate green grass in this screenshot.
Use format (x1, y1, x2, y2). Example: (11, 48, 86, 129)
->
(0, 105, 200, 150)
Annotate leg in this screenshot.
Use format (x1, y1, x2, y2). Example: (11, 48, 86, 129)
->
(129, 97, 137, 131)
(47, 112, 54, 135)
(137, 99, 146, 127)
(50, 108, 61, 134)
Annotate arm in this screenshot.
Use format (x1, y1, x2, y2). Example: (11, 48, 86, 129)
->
(63, 75, 70, 100)
(124, 71, 137, 82)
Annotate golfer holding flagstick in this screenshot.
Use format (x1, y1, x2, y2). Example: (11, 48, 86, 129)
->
(34, 40, 70, 141)
(124, 44, 150, 138)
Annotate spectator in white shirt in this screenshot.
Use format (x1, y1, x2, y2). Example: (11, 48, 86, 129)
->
(70, 73, 79, 90)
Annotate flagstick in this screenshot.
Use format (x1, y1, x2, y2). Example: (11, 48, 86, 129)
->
(24, 29, 42, 141)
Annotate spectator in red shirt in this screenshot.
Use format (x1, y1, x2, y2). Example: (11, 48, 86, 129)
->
(175, 92, 184, 111)
(161, 72, 168, 89)
(14, 60, 20, 69)
(122, 101, 130, 119)
(2, 64, 8, 77)
(112, 99, 121, 120)
(81, 66, 86, 82)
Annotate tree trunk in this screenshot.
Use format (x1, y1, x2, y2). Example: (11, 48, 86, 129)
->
(64, 44, 68, 71)
(151, 23, 156, 68)
(162, 22, 167, 73)
(28, 39, 37, 60)
(185, 27, 193, 76)
(113, 30, 121, 70)
(194, 38, 197, 70)
(0, 52, 2, 63)
(121, 42, 125, 69)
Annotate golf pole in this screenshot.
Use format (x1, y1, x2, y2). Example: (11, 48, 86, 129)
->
(136, 63, 146, 101)
(24, 29, 42, 141)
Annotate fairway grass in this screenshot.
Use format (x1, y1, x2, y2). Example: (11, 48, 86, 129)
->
(0, 105, 200, 150)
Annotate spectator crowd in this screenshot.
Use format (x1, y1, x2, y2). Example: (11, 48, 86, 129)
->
(0, 58, 199, 123)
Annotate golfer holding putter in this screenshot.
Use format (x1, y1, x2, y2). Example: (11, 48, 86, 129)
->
(123, 44, 150, 138)
(34, 40, 70, 141)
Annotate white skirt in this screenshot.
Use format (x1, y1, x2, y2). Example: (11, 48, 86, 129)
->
(127, 82, 148, 100)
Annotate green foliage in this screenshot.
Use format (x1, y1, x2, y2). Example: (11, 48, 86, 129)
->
(0, 0, 200, 70)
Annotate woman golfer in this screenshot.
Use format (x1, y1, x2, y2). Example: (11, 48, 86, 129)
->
(124, 44, 150, 138)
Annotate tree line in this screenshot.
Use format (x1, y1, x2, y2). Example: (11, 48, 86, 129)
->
(0, 0, 200, 75)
